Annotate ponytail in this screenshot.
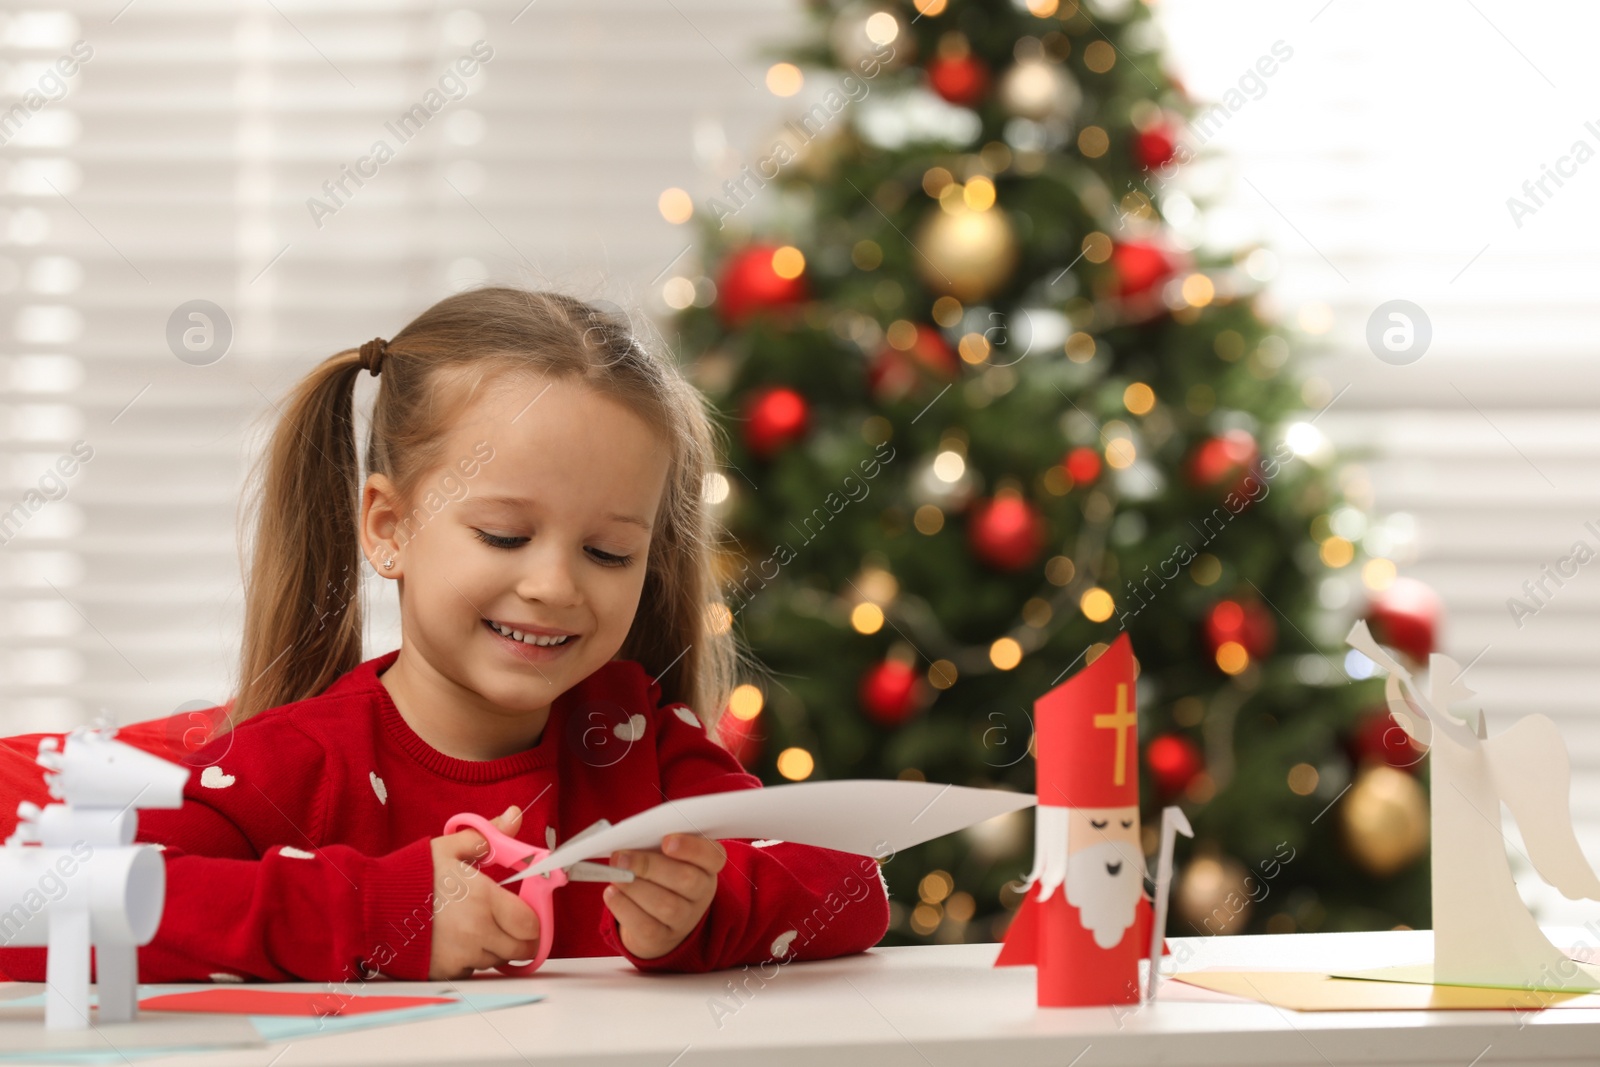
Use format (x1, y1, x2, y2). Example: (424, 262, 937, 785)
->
(230, 350, 370, 725)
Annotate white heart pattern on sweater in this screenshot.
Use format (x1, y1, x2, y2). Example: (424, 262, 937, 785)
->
(770, 929, 798, 958)
(279, 846, 316, 860)
(369, 770, 388, 805)
(613, 714, 647, 743)
(200, 765, 235, 789)
(673, 706, 701, 728)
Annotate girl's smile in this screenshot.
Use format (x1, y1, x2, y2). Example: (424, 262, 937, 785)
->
(484, 617, 581, 661)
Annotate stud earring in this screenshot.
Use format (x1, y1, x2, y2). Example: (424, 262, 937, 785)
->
(383, 558, 395, 570)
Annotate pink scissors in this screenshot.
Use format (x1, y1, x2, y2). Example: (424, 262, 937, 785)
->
(443, 813, 634, 975)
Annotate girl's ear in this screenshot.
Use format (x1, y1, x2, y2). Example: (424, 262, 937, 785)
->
(360, 472, 402, 575)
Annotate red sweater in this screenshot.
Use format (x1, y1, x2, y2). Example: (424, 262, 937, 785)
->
(0, 650, 890, 984)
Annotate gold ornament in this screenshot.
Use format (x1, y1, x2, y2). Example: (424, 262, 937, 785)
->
(998, 57, 1082, 123)
(912, 204, 1019, 303)
(1174, 851, 1252, 935)
(1339, 764, 1429, 877)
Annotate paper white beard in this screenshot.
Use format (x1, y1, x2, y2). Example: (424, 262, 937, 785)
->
(1023, 805, 1144, 949)
(1067, 840, 1143, 949)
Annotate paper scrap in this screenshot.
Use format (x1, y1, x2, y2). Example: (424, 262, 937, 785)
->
(139, 989, 456, 1016)
(504, 779, 1036, 884)
(1175, 970, 1600, 1011)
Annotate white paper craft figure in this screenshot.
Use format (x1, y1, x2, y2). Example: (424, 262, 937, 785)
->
(1347, 620, 1600, 990)
(0, 725, 189, 1028)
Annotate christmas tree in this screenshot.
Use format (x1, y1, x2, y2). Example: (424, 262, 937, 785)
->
(664, 0, 1433, 944)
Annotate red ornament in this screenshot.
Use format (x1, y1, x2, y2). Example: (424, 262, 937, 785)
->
(1186, 429, 1261, 497)
(1134, 122, 1178, 170)
(927, 54, 990, 107)
(1347, 707, 1426, 773)
(1204, 599, 1276, 658)
(1062, 446, 1102, 486)
(1146, 734, 1203, 797)
(868, 324, 959, 402)
(1110, 241, 1176, 299)
(715, 244, 808, 327)
(860, 659, 922, 726)
(1365, 576, 1442, 664)
(968, 495, 1047, 572)
(742, 386, 810, 460)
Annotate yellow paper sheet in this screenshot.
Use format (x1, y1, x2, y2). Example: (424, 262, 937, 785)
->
(1173, 970, 1600, 1012)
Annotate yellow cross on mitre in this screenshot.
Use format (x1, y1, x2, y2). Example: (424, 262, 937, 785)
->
(1092, 682, 1136, 787)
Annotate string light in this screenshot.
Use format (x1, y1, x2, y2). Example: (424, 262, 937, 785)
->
(864, 11, 901, 44)
(1105, 439, 1136, 468)
(776, 747, 814, 780)
(851, 602, 886, 634)
(1216, 641, 1248, 674)
(963, 176, 997, 211)
(989, 637, 1022, 670)
(1320, 537, 1355, 567)
(1287, 763, 1319, 796)
(765, 62, 802, 96)
(1180, 274, 1215, 307)
(728, 684, 764, 721)
(919, 870, 954, 903)
(932, 450, 966, 481)
(1080, 588, 1114, 622)
(771, 246, 805, 280)
(657, 188, 693, 224)
(1362, 558, 1397, 590)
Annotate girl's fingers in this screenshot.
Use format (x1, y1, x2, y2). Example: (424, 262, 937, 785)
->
(440, 829, 494, 863)
(612, 836, 725, 894)
(442, 806, 523, 865)
(603, 881, 676, 941)
(488, 885, 541, 943)
(665, 833, 727, 874)
(605, 872, 702, 932)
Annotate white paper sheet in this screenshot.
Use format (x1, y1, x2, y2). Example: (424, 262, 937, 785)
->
(501, 780, 1036, 884)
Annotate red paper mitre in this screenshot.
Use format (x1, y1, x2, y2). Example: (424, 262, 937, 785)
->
(1034, 633, 1139, 809)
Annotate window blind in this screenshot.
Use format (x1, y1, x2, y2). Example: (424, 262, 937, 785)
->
(0, 0, 801, 732)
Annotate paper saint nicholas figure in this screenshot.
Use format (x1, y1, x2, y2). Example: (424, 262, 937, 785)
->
(995, 633, 1156, 1006)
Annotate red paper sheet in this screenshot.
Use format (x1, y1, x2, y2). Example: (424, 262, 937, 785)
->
(139, 990, 456, 1016)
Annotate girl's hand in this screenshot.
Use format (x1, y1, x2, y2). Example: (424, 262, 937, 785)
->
(428, 805, 542, 980)
(604, 833, 727, 960)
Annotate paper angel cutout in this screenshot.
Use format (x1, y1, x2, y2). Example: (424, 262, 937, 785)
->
(1347, 620, 1600, 990)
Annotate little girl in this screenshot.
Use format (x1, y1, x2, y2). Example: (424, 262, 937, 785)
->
(0, 286, 890, 984)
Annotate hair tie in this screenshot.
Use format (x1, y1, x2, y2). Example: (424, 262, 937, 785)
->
(358, 337, 388, 376)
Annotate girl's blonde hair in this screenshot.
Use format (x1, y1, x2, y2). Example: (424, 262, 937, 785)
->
(229, 285, 744, 739)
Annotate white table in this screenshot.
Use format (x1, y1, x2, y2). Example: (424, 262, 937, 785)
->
(8, 928, 1600, 1066)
